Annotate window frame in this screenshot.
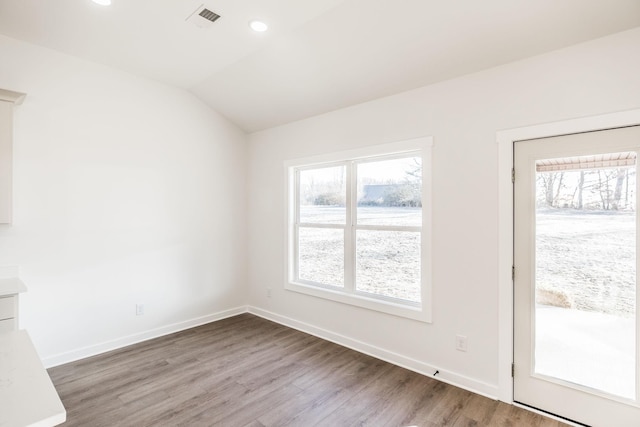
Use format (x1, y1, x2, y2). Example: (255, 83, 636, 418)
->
(284, 137, 433, 322)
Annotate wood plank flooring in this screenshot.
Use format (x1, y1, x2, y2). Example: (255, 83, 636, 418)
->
(48, 313, 567, 426)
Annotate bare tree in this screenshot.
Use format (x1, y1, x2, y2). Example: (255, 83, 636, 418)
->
(596, 170, 620, 210)
(539, 172, 564, 207)
(577, 170, 585, 209)
(540, 174, 555, 207)
(612, 168, 626, 210)
(553, 173, 564, 207)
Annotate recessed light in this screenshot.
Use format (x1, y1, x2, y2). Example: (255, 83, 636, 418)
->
(92, 0, 111, 6)
(249, 20, 268, 32)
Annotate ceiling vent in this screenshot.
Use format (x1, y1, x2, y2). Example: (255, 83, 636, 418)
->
(186, 5, 221, 29)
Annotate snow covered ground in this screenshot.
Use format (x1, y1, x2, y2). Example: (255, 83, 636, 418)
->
(536, 305, 635, 400)
(536, 209, 635, 317)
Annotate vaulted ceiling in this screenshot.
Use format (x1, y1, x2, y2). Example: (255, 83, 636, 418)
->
(0, 0, 639, 132)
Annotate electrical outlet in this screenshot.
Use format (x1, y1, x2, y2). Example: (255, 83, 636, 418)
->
(267, 288, 272, 298)
(455, 334, 468, 352)
(136, 304, 145, 316)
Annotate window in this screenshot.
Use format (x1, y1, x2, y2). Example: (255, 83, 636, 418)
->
(285, 137, 432, 322)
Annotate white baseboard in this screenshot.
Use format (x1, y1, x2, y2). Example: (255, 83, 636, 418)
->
(248, 306, 500, 400)
(42, 306, 248, 368)
(43, 304, 500, 401)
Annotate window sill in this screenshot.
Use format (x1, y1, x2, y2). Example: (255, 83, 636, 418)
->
(285, 281, 431, 323)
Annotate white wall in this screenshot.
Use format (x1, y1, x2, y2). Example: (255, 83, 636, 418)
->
(247, 28, 640, 396)
(0, 35, 248, 365)
(1, 24, 639, 395)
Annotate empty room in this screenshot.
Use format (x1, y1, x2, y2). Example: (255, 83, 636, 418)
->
(1, 1, 640, 426)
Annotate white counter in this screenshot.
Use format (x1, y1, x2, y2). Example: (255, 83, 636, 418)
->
(0, 330, 66, 427)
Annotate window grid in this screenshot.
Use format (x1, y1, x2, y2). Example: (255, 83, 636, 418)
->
(293, 153, 422, 305)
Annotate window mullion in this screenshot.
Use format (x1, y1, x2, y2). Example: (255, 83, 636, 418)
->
(293, 169, 301, 282)
(344, 161, 356, 293)
(293, 224, 300, 282)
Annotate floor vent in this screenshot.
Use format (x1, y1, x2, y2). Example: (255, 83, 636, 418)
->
(187, 5, 221, 28)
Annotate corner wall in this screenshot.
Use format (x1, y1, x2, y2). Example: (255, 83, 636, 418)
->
(246, 28, 640, 396)
(0, 34, 248, 365)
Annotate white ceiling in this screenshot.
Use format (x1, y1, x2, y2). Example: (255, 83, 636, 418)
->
(0, 0, 639, 132)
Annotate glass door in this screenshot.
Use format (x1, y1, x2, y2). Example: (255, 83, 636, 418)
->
(514, 126, 640, 427)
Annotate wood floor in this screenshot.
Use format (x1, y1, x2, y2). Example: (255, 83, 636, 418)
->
(48, 313, 567, 426)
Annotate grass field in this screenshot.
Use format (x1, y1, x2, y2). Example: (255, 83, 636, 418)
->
(297, 206, 636, 316)
(298, 206, 421, 302)
(536, 209, 635, 317)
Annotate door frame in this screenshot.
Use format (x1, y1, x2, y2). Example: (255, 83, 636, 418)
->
(496, 108, 640, 404)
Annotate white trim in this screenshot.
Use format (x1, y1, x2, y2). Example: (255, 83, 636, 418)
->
(284, 281, 425, 320)
(284, 136, 433, 322)
(248, 306, 499, 399)
(284, 137, 433, 169)
(496, 108, 640, 403)
(0, 88, 26, 105)
(42, 306, 248, 368)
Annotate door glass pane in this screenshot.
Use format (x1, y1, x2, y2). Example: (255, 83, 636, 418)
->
(299, 166, 346, 224)
(535, 152, 636, 399)
(298, 227, 344, 287)
(357, 157, 422, 227)
(355, 230, 420, 302)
